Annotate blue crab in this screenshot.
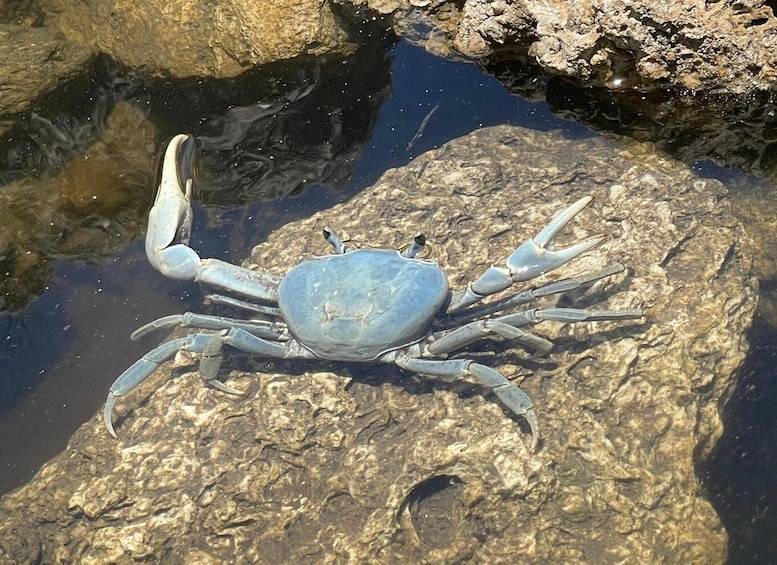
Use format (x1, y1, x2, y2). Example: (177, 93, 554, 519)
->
(104, 134, 643, 450)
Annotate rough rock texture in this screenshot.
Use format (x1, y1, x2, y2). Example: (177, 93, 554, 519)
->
(40, 0, 353, 78)
(0, 126, 756, 563)
(554, 0, 774, 91)
(350, 0, 777, 93)
(0, 23, 93, 118)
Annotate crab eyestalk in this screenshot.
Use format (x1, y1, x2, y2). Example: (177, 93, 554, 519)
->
(402, 233, 426, 258)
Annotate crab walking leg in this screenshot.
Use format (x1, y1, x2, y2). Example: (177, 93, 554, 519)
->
(194, 327, 307, 393)
(104, 333, 214, 438)
(145, 134, 281, 302)
(395, 356, 539, 451)
(496, 307, 645, 327)
(429, 305, 643, 357)
(448, 195, 605, 313)
(130, 312, 287, 341)
(426, 321, 553, 356)
(205, 294, 282, 317)
(451, 263, 627, 323)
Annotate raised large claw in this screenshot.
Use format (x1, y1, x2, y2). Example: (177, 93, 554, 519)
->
(448, 196, 604, 313)
(146, 134, 202, 279)
(144, 134, 281, 302)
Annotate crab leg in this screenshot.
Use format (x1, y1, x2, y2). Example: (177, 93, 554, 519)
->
(426, 321, 553, 356)
(104, 333, 213, 438)
(191, 327, 320, 394)
(451, 263, 627, 323)
(196, 328, 290, 389)
(146, 134, 281, 302)
(105, 328, 316, 438)
(496, 307, 645, 327)
(205, 294, 282, 317)
(448, 196, 605, 313)
(428, 305, 642, 356)
(395, 356, 539, 451)
(130, 312, 287, 341)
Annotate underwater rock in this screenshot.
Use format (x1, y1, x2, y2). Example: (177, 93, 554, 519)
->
(40, 0, 353, 78)
(0, 101, 158, 311)
(0, 125, 755, 562)
(730, 177, 777, 328)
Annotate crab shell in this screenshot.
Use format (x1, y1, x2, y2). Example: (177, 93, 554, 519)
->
(278, 248, 449, 361)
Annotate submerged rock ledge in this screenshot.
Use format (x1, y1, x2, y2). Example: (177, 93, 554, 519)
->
(0, 126, 756, 563)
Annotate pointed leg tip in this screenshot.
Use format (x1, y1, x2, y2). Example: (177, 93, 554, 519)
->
(207, 379, 245, 396)
(104, 394, 119, 439)
(524, 408, 540, 452)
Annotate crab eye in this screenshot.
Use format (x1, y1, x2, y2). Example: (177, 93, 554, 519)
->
(402, 232, 426, 258)
(322, 226, 347, 254)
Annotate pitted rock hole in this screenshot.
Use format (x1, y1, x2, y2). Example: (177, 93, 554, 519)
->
(401, 475, 477, 554)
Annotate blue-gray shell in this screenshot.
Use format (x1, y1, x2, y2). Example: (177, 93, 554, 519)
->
(277, 249, 449, 361)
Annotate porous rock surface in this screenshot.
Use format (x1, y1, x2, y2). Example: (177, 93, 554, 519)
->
(0, 126, 756, 563)
(356, 0, 777, 93)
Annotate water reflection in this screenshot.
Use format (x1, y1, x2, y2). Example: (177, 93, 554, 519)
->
(486, 57, 777, 182)
(0, 101, 157, 311)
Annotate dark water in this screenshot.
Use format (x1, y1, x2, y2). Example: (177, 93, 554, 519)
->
(0, 32, 776, 564)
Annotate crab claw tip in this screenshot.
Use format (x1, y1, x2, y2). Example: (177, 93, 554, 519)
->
(533, 194, 595, 248)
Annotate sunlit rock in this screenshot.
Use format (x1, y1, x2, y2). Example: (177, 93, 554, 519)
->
(0, 125, 755, 562)
(374, 0, 777, 93)
(40, 0, 354, 78)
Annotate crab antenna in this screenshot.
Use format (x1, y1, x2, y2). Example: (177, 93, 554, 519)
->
(402, 232, 426, 258)
(323, 227, 348, 254)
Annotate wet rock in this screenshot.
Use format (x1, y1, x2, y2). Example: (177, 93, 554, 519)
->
(40, 0, 353, 78)
(0, 23, 93, 119)
(457, 0, 777, 92)
(360, 0, 777, 93)
(540, 81, 777, 180)
(730, 177, 777, 327)
(0, 125, 755, 562)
